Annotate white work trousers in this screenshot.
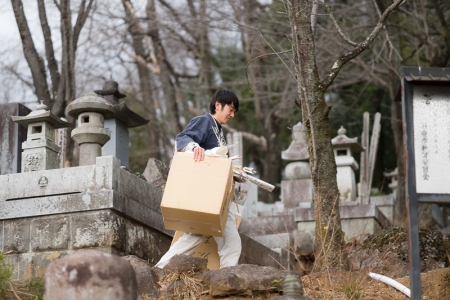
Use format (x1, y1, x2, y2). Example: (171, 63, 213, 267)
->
(155, 209, 241, 269)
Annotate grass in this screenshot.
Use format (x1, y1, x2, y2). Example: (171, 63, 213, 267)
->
(0, 251, 13, 299)
(25, 276, 45, 300)
(339, 278, 362, 300)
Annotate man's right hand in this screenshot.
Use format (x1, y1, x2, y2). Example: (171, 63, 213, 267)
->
(193, 146, 205, 161)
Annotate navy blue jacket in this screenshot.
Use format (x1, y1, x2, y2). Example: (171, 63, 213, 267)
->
(176, 113, 227, 151)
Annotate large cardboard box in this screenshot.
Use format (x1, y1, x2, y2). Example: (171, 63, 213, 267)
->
(161, 152, 234, 237)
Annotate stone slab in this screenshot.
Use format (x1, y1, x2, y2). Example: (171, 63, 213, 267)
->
(31, 215, 70, 251)
(294, 204, 381, 222)
(125, 219, 172, 265)
(4, 218, 30, 254)
(72, 210, 126, 251)
(239, 214, 296, 236)
(281, 179, 312, 208)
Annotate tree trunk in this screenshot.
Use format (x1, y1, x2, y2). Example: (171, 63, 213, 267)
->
(147, 0, 182, 136)
(288, 0, 346, 270)
(11, 0, 51, 106)
(122, 0, 162, 161)
(241, 0, 282, 202)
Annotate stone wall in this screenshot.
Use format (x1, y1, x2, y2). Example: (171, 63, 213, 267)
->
(1, 209, 172, 279)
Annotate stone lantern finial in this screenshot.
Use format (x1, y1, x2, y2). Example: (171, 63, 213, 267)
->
(337, 126, 346, 136)
(37, 100, 48, 111)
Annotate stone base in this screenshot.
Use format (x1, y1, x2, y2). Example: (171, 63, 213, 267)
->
(294, 204, 391, 243)
(0, 209, 172, 279)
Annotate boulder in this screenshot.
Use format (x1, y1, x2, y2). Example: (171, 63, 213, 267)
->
(142, 158, 169, 189)
(44, 250, 137, 300)
(203, 264, 288, 297)
(122, 255, 159, 298)
(163, 254, 208, 274)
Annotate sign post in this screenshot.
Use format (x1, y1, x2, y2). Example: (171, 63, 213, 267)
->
(400, 66, 450, 300)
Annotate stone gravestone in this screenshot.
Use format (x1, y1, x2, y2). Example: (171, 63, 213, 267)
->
(0, 103, 31, 175)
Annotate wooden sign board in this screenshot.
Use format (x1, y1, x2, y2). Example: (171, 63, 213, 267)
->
(400, 66, 450, 300)
(401, 67, 450, 203)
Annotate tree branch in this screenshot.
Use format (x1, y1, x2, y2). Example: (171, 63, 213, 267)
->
(321, 0, 405, 90)
(245, 49, 293, 92)
(37, 0, 60, 99)
(11, 0, 51, 105)
(323, 2, 358, 47)
(157, 0, 197, 41)
(120, 46, 160, 73)
(73, 0, 94, 50)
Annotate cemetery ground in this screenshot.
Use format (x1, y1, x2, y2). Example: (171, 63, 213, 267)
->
(151, 227, 450, 300)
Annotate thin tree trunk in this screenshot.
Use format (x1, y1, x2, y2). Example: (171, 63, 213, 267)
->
(288, 0, 346, 270)
(122, 0, 161, 161)
(241, 0, 282, 202)
(37, 0, 60, 101)
(11, 0, 51, 106)
(147, 0, 182, 136)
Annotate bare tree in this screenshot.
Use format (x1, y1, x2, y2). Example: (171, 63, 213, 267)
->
(11, 0, 94, 166)
(285, 0, 405, 270)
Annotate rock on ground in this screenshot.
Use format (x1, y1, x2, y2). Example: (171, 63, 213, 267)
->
(123, 255, 159, 299)
(142, 158, 169, 189)
(44, 250, 137, 300)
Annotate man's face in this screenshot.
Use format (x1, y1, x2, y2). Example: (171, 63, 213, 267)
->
(214, 102, 236, 125)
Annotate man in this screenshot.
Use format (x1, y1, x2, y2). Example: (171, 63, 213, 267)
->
(155, 89, 241, 269)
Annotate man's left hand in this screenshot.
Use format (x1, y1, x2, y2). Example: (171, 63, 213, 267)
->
(193, 146, 205, 161)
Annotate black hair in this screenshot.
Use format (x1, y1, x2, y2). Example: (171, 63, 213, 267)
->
(209, 90, 239, 114)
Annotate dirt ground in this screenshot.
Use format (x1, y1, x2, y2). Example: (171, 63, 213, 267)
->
(301, 267, 450, 300)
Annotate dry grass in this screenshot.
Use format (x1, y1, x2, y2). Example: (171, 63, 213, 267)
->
(158, 270, 206, 299)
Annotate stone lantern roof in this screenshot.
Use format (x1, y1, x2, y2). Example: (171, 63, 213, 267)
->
(66, 93, 115, 118)
(94, 80, 149, 128)
(331, 126, 364, 153)
(12, 101, 71, 129)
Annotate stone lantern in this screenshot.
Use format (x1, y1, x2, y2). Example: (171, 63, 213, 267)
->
(94, 80, 149, 167)
(11, 101, 70, 172)
(66, 93, 115, 166)
(331, 126, 364, 203)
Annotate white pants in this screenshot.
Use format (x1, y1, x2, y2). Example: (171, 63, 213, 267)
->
(155, 209, 241, 269)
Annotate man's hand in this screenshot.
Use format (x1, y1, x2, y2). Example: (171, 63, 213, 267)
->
(193, 146, 205, 161)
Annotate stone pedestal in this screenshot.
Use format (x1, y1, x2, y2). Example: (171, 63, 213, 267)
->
(0, 156, 172, 279)
(294, 204, 391, 244)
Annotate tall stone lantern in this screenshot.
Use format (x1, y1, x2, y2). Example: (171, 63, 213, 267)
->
(331, 126, 364, 203)
(11, 101, 70, 172)
(94, 79, 150, 168)
(66, 93, 115, 166)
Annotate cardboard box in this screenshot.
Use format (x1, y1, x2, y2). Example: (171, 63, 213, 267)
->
(161, 152, 234, 237)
